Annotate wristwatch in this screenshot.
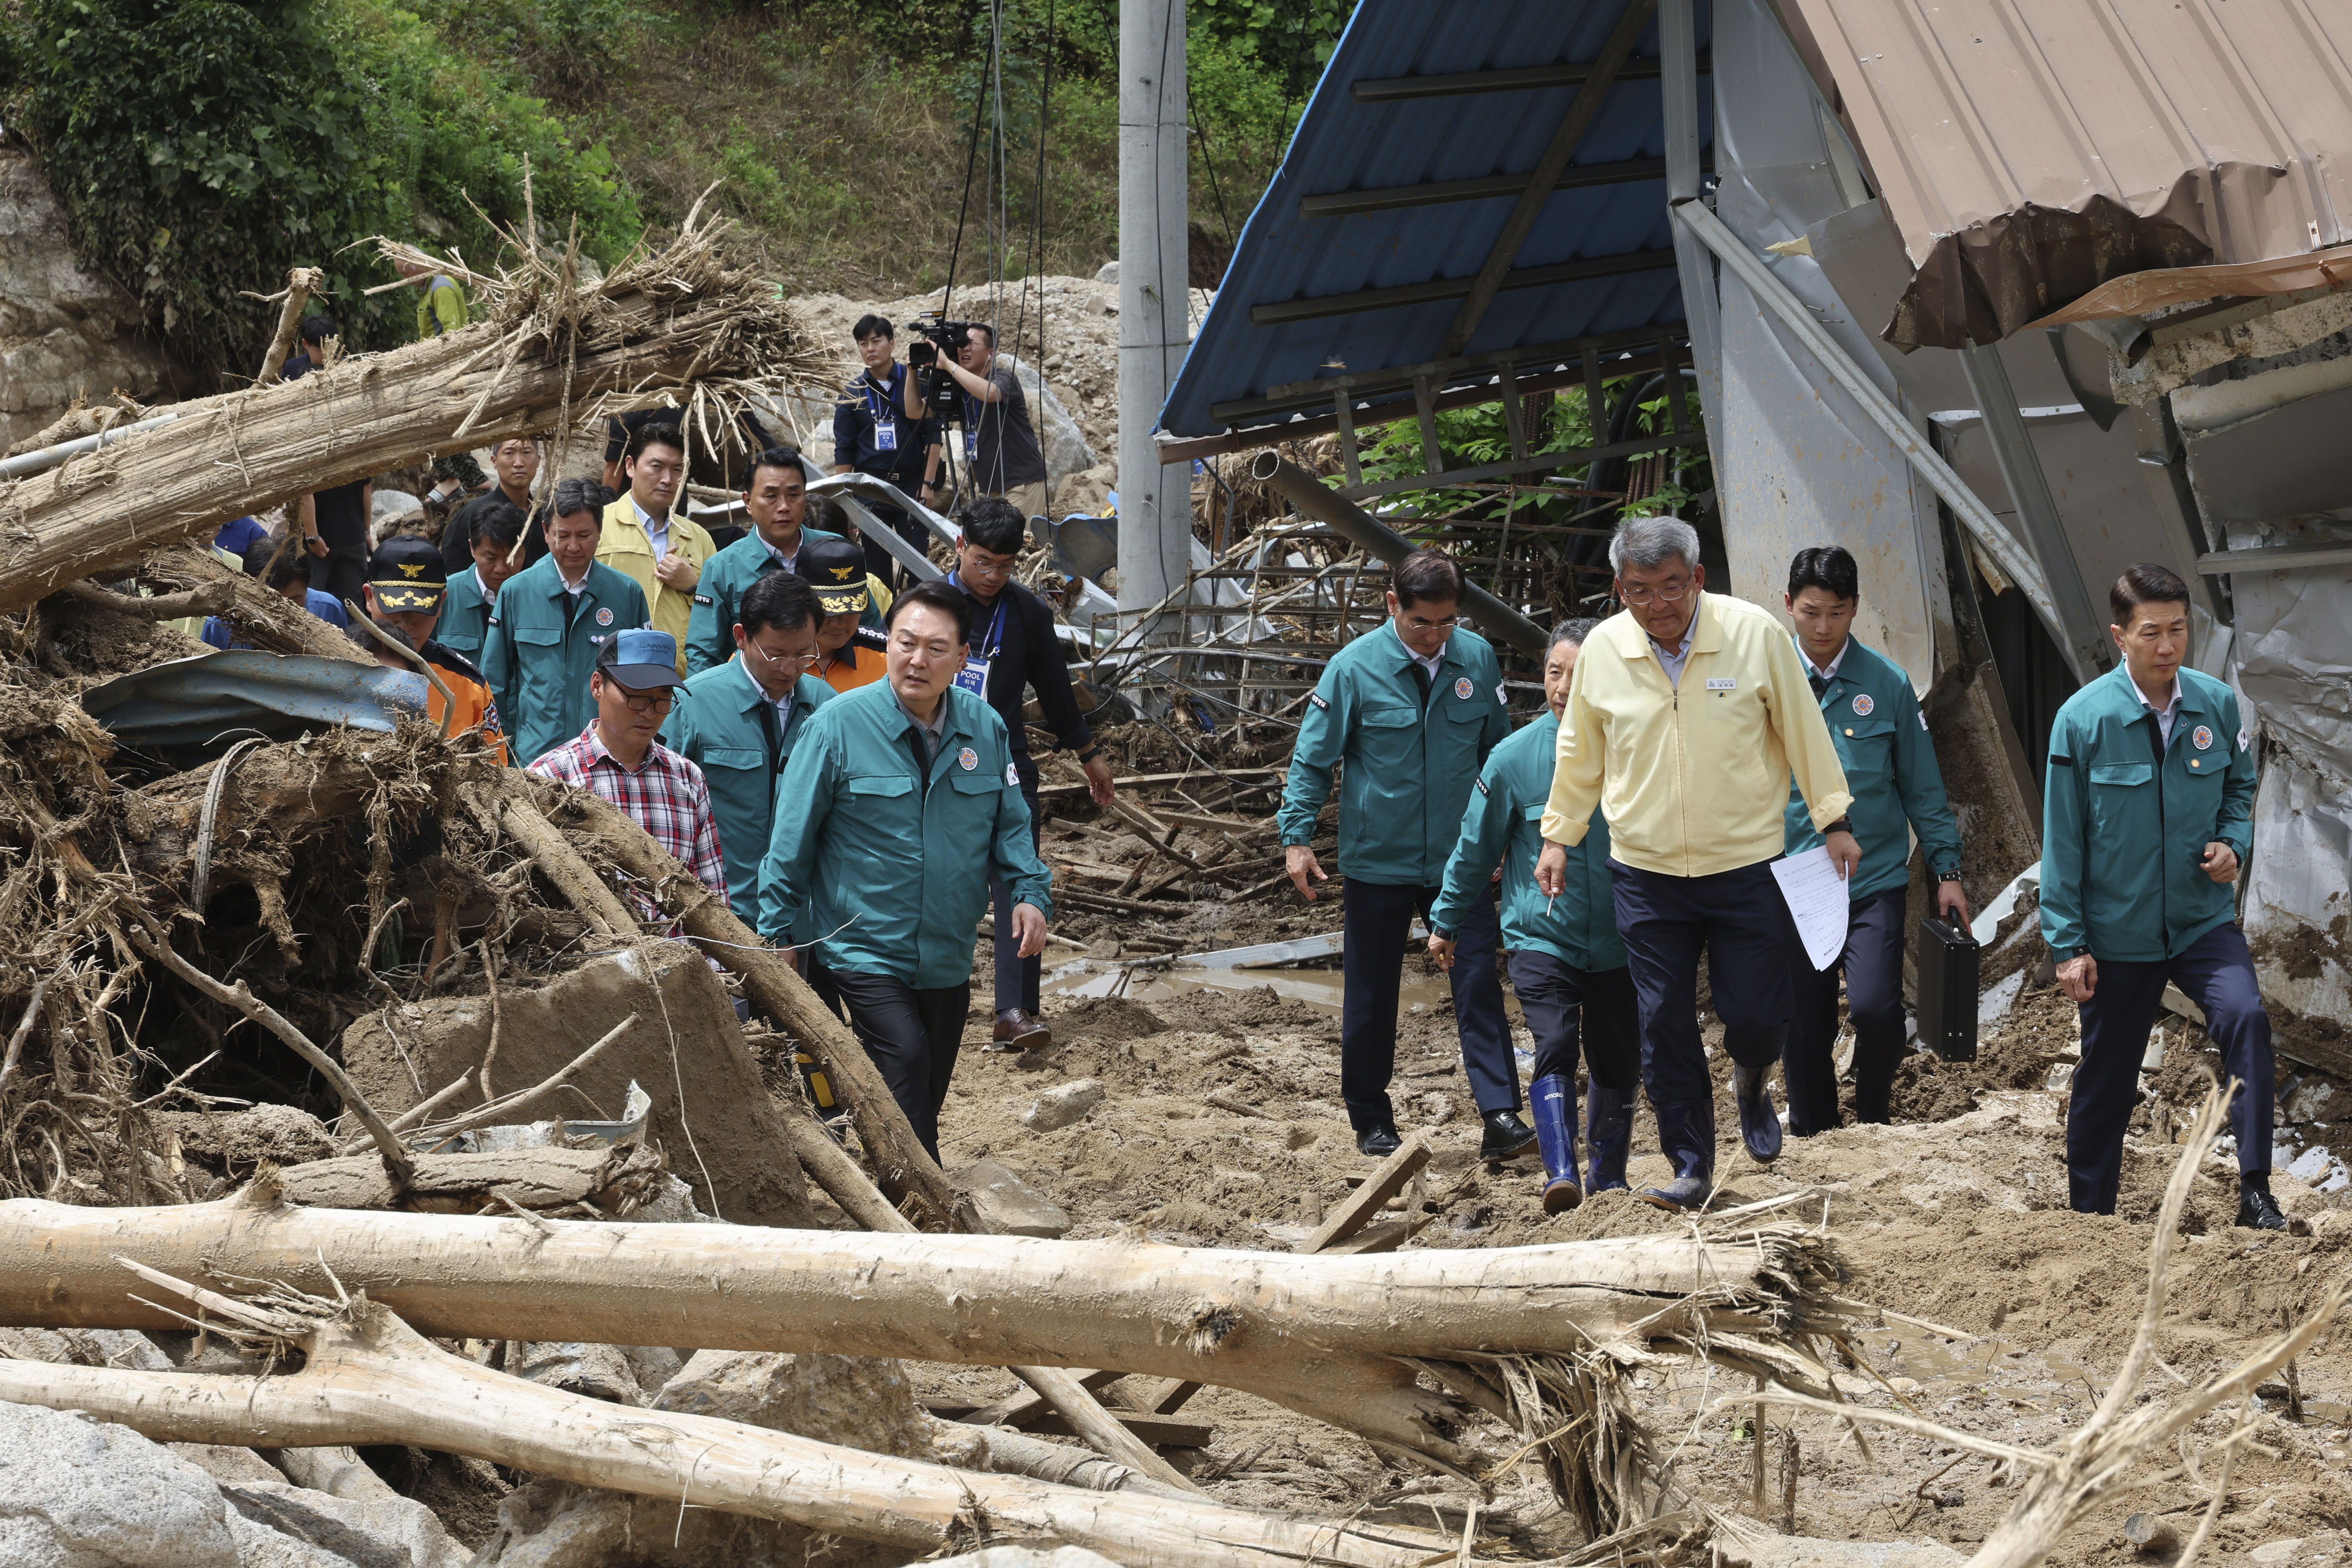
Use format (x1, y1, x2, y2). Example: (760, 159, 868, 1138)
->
(1824, 816, 1854, 836)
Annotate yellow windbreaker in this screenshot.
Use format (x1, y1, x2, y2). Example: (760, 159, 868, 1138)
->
(597, 496, 717, 673)
(1541, 592, 1853, 877)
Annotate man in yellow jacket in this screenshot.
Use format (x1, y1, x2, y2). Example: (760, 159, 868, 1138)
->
(599, 420, 716, 674)
(1537, 517, 1856, 1211)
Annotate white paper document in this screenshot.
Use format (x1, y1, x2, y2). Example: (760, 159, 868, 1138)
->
(1771, 846, 1850, 971)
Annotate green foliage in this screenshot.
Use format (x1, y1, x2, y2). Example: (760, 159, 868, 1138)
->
(2, 0, 641, 386)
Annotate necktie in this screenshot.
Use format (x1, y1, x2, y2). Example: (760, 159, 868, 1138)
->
(1408, 661, 1431, 705)
(1809, 673, 1828, 701)
(757, 698, 782, 773)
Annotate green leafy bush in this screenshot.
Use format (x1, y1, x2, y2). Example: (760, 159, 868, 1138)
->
(3, 0, 641, 386)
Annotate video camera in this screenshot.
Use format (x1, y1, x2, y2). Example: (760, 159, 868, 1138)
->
(905, 315, 975, 427)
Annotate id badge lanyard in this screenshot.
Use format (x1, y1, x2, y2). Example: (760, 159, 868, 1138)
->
(865, 373, 898, 453)
(949, 574, 1006, 697)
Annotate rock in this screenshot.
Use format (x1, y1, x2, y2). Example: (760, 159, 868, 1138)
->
(2252, 1542, 2306, 1566)
(995, 351, 1095, 478)
(1095, 260, 1118, 284)
(1022, 1077, 1105, 1132)
(226, 1510, 363, 1568)
(961, 1156, 1072, 1238)
(651, 1350, 934, 1459)
(505, 1341, 646, 1405)
(0, 1403, 240, 1568)
(1717, 1531, 1968, 1568)
(172, 1444, 289, 1487)
(222, 1480, 470, 1568)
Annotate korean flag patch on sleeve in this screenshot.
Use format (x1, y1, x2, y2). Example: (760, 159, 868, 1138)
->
(1006, 763, 1019, 787)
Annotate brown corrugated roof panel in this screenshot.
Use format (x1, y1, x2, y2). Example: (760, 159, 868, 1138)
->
(1782, 0, 2352, 349)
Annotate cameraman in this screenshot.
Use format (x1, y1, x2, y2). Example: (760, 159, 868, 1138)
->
(915, 323, 1048, 522)
(832, 316, 939, 587)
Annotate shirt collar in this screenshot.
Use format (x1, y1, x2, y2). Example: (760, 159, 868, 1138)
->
(758, 530, 800, 569)
(578, 722, 675, 777)
(2136, 676, 2182, 721)
(632, 497, 669, 538)
(1801, 637, 1850, 683)
(895, 689, 950, 741)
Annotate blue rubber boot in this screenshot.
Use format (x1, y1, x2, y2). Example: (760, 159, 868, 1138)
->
(1639, 1098, 1715, 1212)
(1530, 1074, 1582, 1215)
(1584, 1080, 1635, 1193)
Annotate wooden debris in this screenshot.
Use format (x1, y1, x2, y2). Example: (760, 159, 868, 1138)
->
(1297, 1132, 1430, 1254)
(273, 1143, 666, 1215)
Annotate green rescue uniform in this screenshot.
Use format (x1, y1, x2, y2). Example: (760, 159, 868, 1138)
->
(437, 565, 492, 666)
(757, 681, 1052, 988)
(1277, 620, 1510, 883)
(2042, 664, 2255, 964)
(1781, 636, 1961, 899)
(479, 556, 650, 767)
(681, 526, 845, 677)
(416, 274, 468, 340)
(1431, 712, 1623, 970)
(661, 656, 833, 923)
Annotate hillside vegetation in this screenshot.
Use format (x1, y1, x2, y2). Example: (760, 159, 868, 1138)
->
(0, 0, 1344, 387)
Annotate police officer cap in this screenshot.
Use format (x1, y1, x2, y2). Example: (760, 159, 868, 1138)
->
(368, 534, 447, 611)
(801, 536, 871, 616)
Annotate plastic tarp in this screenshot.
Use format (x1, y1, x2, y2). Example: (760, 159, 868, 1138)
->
(81, 650, 428, 761)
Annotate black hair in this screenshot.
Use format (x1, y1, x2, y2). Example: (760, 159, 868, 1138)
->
(2110, 562, 2192, 626)
(959, 497, 1028, 556)
(1551, 616, 1600, 652)
(852, 314, 894, 342)
(244, 536, 311, 591)
(804, 496, 850, 536)
(744, 445, 804, 491)
(349, 617, 417, 655)
(1392, 548, 1465, 609)
(550, 477, 608, 522)
(297, 313, 335, 347)
(625, 421, 687, 463)
(740, 570, 818, 637)
(1788, 545, 1860, 602)
(473, 499, 528, 552)
(966, 321, 995, 350)
(886, 578, 973, 644)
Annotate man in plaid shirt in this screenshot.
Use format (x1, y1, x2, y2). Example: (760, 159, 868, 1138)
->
(528, 627, 728, 908)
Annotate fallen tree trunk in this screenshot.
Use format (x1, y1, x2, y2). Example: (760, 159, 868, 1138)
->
(0, 1283, 1451, 1568)
(137, 542, 367, 661)
(274, 1144, 667, 1214)
(0, 1195, 1848, 1475)
(0, 226, 819, 613)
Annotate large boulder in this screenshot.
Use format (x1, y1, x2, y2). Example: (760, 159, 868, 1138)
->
(0, 1403, 240, 1568)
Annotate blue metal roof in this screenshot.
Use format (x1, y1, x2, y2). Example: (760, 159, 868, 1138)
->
(1161, 0, 1709, 440)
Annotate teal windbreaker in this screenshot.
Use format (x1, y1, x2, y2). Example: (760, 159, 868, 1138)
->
(661, 656, 833, 923)
(1431, 712, 1625, 971)
(479, 556, 650, 767)
(1782, 636, 1962, 901)
(437, 565, 493, 667)
(681, 526, 846, 677)
(2040, 664, 2255, 963)
(1278, 620, 1510, 885)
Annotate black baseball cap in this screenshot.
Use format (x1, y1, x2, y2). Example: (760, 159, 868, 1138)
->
(802, 536, 871, 616)
(368, 534, 448, 611)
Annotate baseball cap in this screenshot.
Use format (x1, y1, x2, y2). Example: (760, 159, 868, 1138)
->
(367, 534, 447, 612)
(801, 536, 871, 616)
(595, 627, 685, 689)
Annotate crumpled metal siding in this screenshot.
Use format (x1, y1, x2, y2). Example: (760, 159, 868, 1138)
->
(1159, 0, 1709, 439)
(1780, 0, 2352, 351)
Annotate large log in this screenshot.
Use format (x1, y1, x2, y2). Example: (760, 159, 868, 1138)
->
(135, 542, 366, 662)
(0, 1294, 1452, 1568)
(0, 1195, 1848, 1474)
(0, 230, 812, 612)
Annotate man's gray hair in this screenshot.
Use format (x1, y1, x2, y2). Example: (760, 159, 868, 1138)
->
(1609, 516, 1702, 576)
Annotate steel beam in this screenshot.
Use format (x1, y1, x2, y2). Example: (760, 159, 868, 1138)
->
(1437, 0, 1658, 357)
(1671, 199, 2073, 665)
(1298, 155, 1709, 220)
(1248, 247, 1679, 328)
(1350, 48, 1705, 103)
(1958, 346, 2114, 682)
(1659, 0, 1722, 476)
(2197, 541, 2352, 573)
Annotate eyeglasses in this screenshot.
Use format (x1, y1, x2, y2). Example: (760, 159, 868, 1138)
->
(1618, 578, 1691, 607)
(1401, 614, 1463, 631)
(746, 642, 820, 669)
(613, 690, 675, 714)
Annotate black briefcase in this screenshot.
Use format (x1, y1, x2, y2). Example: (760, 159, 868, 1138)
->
(1914, 915, 1979, 1062)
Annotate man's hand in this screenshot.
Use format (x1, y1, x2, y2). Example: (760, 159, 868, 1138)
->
(1825, 830, 1862, 880)
(1082, 754, 1115, 806)
(1535, 841, 1569, 899)
(1936, 879, 1970, 925)
(304, 533, 329, 560)
(1427, 933, 1456, 972)
(655, 550, 701, 592)
(780, 946, 803, 975)
(1285, 845, 1328, 902)
(1011, 902, 1048, 959)
(2201, 841, 2241, 884)
(2056, 953, 2098, 1002)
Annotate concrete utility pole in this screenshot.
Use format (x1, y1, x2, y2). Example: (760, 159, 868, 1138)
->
(1116, 0, 1191, 629)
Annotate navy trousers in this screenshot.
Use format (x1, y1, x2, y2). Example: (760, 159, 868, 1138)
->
(1507, 951, 1641, 1091)
(989, 756, 1044, 1017)
(1785, 885, 1909, 1133)
(831, 971, 971, 1164)
(1610, 857, 1796, 1105)
(1342, 878, 1516, 1129)
(2070, 920, 2273, 1215)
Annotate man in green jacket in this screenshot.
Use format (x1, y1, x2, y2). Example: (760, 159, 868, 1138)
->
(397, 256, 470, 340)
(664, 570, 832, 927)
(2043, 563, 2279, 1228)
(481, 478, 650, 767)
(757, 580, 1054, 1161)
(1779, 545, 1968, 1134)
(437, 499, 530, 666)
(1429, 618, 1638, 1213)
(685, 448, 847, 675)
(1280, 549, 1523, 1161)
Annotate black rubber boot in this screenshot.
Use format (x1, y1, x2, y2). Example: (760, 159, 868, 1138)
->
(1530, 1075, 1582, 1214)
(1585, 1081, 1635, 1193)
(1732, 1059, 1784, 1163)
(1639, 1098, 1715, 1212)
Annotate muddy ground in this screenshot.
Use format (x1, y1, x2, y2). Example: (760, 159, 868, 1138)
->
(835, 836, 2352, 1568)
